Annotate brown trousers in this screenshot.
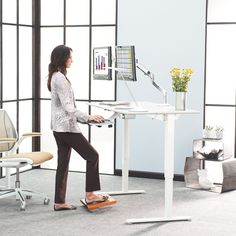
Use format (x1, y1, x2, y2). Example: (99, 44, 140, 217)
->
(53, 131, 101, 204)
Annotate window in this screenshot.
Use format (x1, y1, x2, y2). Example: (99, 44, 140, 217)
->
(0, 0, 117, 177)
(0, 0, 33, 176)
(40, 0, 117, 174)
(205, 0, 236, 158)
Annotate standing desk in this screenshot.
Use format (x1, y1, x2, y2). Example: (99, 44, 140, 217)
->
(89, 101, 198, 223)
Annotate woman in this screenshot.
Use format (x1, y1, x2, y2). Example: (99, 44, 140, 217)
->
(48, 45, 108, 211)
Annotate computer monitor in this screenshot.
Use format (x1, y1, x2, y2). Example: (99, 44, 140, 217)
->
(93, 46, 112, 80)
(115, 45, 137, 81)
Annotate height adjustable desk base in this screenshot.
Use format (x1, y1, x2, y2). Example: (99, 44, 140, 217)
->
(99, 189, 145, 196)
(126, 216, 191, 224)
(88, 102, 198, 225)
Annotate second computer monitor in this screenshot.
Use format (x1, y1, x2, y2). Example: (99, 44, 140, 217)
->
(115, 45, 137, 81)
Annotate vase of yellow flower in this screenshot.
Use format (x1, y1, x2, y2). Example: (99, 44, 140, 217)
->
(170, 67, 193, 110)
(175, 92, 187, 110)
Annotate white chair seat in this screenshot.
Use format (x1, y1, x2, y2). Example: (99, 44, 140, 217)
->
(3, 151, 53, 165)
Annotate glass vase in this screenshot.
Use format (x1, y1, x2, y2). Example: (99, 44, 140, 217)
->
(175, 92, 187, 110)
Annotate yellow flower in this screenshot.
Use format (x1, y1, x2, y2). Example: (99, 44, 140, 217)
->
(170, 67, 193, 92)
(170, 68, 180, 76)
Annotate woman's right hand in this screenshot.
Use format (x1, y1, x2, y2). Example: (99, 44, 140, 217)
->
(88, 115, 104, 122)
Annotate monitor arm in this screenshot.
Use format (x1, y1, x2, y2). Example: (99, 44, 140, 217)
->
(136, 61, 168, 104)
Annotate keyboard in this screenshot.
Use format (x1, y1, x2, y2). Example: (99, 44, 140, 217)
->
(99, 101, 130, 106)
(88, 119, 113, 126)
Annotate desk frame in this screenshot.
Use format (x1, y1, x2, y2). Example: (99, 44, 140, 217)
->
(100, 113, 145, 196)
(89, 102, 197, 223)
(127, 114, 191, 223)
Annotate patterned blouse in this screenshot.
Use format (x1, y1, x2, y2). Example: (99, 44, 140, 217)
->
(50, 72, 89, 133)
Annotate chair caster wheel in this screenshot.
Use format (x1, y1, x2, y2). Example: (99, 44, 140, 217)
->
(44, 198, 50, 205)
(26, 195, 32, 199)
(20, 203, 26, 211)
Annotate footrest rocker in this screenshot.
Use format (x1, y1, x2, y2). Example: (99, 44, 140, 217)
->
(80, 196, 117, 211)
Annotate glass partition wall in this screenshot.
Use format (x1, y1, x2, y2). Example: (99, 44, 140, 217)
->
(205, 0, 236, 181)
(1, 0, 33, 148)
(0, 0, 33, 176)
(0, 0, 117, 177)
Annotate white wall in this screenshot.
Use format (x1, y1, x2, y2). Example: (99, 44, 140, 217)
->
(116, 0, 206, 175)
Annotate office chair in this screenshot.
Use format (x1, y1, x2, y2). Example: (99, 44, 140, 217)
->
(0, 109, 53, 210)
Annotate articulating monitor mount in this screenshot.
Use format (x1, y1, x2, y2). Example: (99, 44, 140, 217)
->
(136, 60, 168, 104)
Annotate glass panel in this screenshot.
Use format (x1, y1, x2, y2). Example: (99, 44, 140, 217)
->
(2, 25, 17, 101)
(66, 0, 90, 25)
(19, 27, 32, 99)
(208, 0, 236, 23)
(204, 105, 235, 184)
(90, 106, 114, 174)
(2, 102, 17, 131)
(41, 0, 64, 25)
(19, 0, 32, 25)
(69, 149, 86, 172)
(91, 27, 116, 100)
(2, 0, 16, 24)
(66, 27, 90, 100)
(41, 28, 64, 98)
(40, 100, 58, 169)
(18, 101, 32, 153)
(92, 0, 116, 24)
(205, 106, 235, 158)
(206, 25, 236, 105)
(1, 103, 18, 175)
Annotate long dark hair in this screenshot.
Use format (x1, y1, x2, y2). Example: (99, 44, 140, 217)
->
(47, 45, 72, 91)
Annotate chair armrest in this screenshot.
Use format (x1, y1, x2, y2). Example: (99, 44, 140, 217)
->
(18, 132, 41, 146)
(8, 132, 42, 154)
(22, 132, 42, 137)
(0, 138, 17, 142)
(6, 132, 41, 154)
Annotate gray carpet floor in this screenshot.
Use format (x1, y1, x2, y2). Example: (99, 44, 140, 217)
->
(0, 169, 236, 236)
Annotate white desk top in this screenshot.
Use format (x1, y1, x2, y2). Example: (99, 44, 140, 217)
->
(88, 101, 199, 115)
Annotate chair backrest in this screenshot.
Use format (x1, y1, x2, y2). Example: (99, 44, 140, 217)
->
(0, 109, 18, 152)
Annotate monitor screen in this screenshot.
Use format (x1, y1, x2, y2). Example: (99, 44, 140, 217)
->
(115, 45, 137, 81)
(93, 46, 112, 80)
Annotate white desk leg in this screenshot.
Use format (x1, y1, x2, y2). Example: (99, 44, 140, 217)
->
(122, 118, 129, 192)
(164, 114, 175, 218)
(127, 114, 191, 224)
(103, 118, 145, 196)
